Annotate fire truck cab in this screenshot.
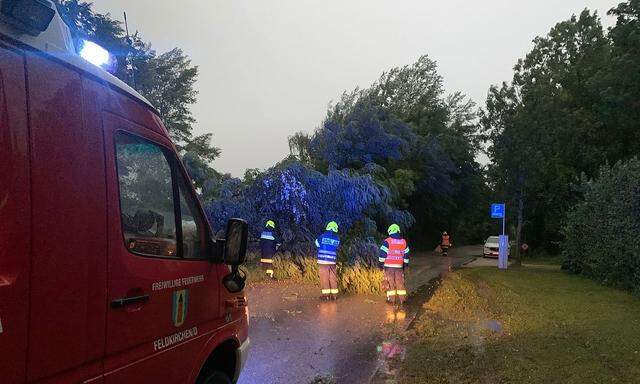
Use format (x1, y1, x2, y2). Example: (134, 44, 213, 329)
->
(0, 1, 249, 383)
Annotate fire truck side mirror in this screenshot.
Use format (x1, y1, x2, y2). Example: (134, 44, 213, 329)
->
(223, 218, 248, 266)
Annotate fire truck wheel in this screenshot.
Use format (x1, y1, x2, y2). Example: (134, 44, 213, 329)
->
(199, 371, 231, 384)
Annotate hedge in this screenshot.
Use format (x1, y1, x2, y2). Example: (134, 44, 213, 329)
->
(562, 158, 640, 293)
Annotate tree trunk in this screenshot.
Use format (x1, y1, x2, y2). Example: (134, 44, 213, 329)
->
(514, 188, 524, 266)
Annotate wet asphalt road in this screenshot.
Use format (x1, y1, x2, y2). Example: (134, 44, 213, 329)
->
(238, 247, 480, 384)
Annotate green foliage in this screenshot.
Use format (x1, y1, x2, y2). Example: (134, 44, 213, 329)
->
(273, 255, 318, 283)
(304, 55, 488, 248)
(53, 0, 220, 188)
(245, 253, 383, 294)
(562, 158, 640, 292)
(239, 254, 269, 284)
(483, 4, 640, 252)
(603, 1, 640, 157)
(288, 132, 312, 165)
(338, 263, 384, 294)
(135, 48, 198, 143)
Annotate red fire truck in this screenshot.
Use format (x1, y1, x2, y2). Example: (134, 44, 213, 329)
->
(0, 1, 249, 383)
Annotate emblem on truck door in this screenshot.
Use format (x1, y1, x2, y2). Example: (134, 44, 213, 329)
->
(172, 289, 189, 327)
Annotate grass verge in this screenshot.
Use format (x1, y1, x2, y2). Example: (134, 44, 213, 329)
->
(401, 267, 640, 384)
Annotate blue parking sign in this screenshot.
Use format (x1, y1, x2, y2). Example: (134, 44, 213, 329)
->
(491, 203, 505, 219)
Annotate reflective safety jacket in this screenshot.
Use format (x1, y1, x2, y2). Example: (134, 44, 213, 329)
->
(315, 230, 340, 265)
(259, 227, 280, 260)
(441, 235, 451, 247)
(379, 233, 410, 268)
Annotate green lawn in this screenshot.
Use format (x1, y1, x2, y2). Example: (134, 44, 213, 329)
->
(401, 267, 640, 384)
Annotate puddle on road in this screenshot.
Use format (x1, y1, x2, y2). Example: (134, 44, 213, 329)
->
(385, 308, 406, 323)
(283, 309, 303, 316)
(372, 306, 408, 383)
(376, 339, 406, 379)
(484, 319, 502, 333)
(370, 276, 444, 384)
(283, 293, 299, 301)
(243, 257, 477, 384)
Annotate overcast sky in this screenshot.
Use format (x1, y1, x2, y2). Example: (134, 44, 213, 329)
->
(93, 0, 618, 176)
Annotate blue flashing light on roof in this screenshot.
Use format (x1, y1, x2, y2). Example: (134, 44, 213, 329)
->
(78, 39, 116, 73)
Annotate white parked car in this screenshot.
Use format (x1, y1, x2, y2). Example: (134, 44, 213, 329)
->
(483, 236, 508, 258)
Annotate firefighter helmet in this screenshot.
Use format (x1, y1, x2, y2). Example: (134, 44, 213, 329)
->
(387, 224, 401, 235)
(326, 221, 339, 232)
(265, 220, 275, 228)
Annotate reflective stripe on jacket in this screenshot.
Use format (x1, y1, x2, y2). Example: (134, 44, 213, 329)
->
(379, 235, 409, 268)
(315, 231, 340, 264)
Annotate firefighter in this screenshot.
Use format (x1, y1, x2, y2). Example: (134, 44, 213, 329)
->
(379, 224, 410, 304)
(259, 220, 280, 278)
(441, 231, 452, 257)
(315, 221, 340, 301)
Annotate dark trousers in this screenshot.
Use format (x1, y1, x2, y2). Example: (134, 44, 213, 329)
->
(319, 264, 338, 295)
(384, 267, 407, 303)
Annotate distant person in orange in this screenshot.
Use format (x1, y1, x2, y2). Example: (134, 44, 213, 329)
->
(441, 231, 452, 256)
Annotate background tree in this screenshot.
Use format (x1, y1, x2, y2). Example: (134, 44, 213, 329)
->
(288, 132, 312, 165)
(602, 1, 640, 159)
(482, 10, 612, 256)
(308, 55, 488, 248)
(53, 0, 219, 189)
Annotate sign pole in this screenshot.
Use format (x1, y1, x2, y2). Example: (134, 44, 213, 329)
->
(491, 203, 508, 270)
(502, 206, 506, 236)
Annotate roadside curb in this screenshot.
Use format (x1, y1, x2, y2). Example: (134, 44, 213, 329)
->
(461, 256, 478, 266)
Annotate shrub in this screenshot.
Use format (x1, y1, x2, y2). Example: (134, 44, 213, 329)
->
(246, 252, 384, 294)
(562, 158, 640, 293)
(239, 250, 268, 283)
(240, 261, 267, 284)
(338, 263, 384, 294)
(273, 254, 317, 282)
(277, 258, 384, 294)
(272, 257, 304, 281)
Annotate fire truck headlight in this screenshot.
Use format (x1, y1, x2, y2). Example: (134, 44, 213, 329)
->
(78, 40, 116, 73)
